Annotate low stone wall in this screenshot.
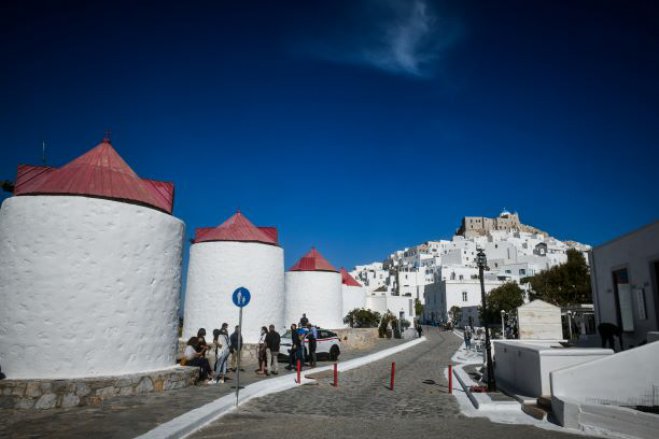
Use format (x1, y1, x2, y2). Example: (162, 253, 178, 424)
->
(334, 328, 379, 350)
(0, 366, 198, 410)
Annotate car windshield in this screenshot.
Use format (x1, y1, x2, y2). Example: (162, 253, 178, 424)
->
(281, 330, 292, 338)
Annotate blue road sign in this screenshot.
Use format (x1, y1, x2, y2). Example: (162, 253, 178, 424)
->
(232, 287, 251, 308)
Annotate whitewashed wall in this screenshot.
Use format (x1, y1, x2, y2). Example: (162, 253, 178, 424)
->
(494, 341, 611, 397)
(518, 300, 562, 340)
(183, 241, 284, 343)
(285, 271, 342, 329)
(551, 341, 659, 429)
(0, 196, 184, 379)
(341, 285, 366, 319)
(365, 296, 389, 315)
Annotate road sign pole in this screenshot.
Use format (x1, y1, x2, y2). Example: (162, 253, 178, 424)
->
(236, 306, 243, 407)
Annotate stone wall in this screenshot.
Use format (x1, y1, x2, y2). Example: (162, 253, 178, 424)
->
(0, 366, 198, 410)
(334, 328, 379, 350)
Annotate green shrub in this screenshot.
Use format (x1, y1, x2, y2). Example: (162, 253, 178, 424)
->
(344, 308, 382, 328)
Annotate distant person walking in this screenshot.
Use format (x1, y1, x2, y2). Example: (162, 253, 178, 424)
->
(416, 324, 423, 338)
(230, 325, 244, 372)
(265, 324, 280, 375)
(464, 326, 472, 350)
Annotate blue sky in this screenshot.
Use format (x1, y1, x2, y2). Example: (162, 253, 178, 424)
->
(1, 0, 658, 278)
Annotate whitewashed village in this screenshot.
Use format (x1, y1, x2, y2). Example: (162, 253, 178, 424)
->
(0, 139, 657, 439)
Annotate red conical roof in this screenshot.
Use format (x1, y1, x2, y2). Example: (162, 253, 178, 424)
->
(13, 138, 174, 213)
(194, 212, 279, 245)
(289, 247, 338, 272)
(340, 268, 362, 287)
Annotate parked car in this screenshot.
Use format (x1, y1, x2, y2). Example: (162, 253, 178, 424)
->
(279, 328, 341, 361)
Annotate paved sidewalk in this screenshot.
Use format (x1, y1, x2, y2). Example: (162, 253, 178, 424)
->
(0, 336, 409, 439)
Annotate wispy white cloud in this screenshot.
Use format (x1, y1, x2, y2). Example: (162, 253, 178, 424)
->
(299, 0, 462, 79)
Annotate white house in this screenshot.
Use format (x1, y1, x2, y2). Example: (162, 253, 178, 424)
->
(590, 221, 659, 348)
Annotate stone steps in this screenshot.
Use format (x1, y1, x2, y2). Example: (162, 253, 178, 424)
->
(522, 395, 553, 421)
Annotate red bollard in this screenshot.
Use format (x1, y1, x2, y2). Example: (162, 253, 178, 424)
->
(390, 362, 396, 391)
(448, 364, 453, 394)
(296, 359, 301, 384)
(333, 362, 338, 387)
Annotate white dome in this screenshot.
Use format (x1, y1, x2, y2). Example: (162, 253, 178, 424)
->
(182, 241, 285, 343)
(341, 284, 367, 319)
(285, 271, 343, 329)
(0, 196, 184, 379)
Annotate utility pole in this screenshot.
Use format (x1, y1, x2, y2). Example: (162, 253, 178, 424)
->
(477, 248, 496, 392)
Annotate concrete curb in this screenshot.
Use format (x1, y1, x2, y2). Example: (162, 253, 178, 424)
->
(136, 336, 427, 439)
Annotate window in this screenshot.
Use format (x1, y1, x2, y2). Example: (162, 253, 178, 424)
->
(462, 291, 468, 302)
(519, 269, 526, 275)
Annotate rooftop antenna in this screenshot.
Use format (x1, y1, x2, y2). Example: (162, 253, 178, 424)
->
(42, 139, 47, 165)
(103, 129, 112, 143)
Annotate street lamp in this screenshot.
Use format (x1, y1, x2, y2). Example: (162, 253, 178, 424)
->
(476, 248, 496, 392)
(500, 310, 506, 339)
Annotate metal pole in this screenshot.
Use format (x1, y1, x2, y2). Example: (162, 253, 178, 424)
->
(448, 364, 453, 394)
(479, 263, 496, 392)
(501, 311, 506, 339)
(236, 307, 242, 406)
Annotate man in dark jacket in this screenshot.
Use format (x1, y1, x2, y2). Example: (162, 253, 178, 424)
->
(265, 324, 281, 375)
(229, 325, 244, 372)
(286, 323, 299, 370)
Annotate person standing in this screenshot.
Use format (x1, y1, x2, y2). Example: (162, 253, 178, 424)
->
(257, 326, 268, 375)
(464, 326, 472, 350)
(306, 323, 318, 367)
(297, 323, 309, 366)
(287, 323, 299, 370)
(265, 324, 280, 375)
(213, 327, 230, 383)
(299, 313, 309, 326)
(229, 325, 244, 372)
(416, 324, 423, 338)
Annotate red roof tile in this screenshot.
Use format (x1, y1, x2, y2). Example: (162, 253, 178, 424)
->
(340, 268, 362, 287)
(194, 212, 279, 245)
(289, 247, 338, 272)
(13, 139, 174, 213)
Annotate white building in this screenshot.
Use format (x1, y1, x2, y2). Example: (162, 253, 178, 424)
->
(354, 211, 590, 327)
(0, 138, 184, 379)
(285, 248, 343, 329)
(423, 270, 504, 326)
(590, 221, 659, 348)
(182, 212, 284, 344)
(340, 268, 367, 317)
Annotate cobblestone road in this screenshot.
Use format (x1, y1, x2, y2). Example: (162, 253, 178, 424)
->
(192, 328, 594, 439)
